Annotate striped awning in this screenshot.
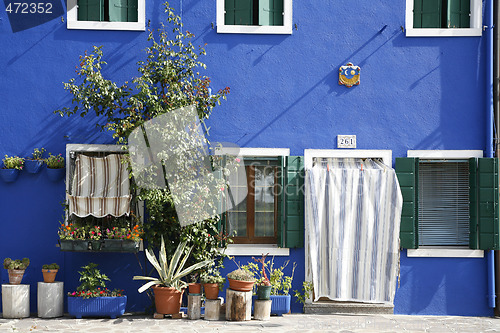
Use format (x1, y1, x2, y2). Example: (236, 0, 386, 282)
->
(306, 158, 402, 304)
(68, 154, 131, 218)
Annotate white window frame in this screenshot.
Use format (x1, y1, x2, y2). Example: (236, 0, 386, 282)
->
(405, 0, 482, 37)
(406, 150, 484, 258)
(216, 0, 292, 34)
(216, 147, 290, 256)
(67, 0, 145, 31)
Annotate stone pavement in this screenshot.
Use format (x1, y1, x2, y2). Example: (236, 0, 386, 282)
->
(1, 313, 500, 333)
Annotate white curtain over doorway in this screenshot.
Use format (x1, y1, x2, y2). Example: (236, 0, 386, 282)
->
(306, 158, 402, 304)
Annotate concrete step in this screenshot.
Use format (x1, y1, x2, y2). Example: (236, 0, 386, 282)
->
(304, 301, 394, 315)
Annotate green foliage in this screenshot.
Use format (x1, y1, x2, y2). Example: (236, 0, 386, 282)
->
(241, 257, 296, 295)
(200, 262, 226, 290)
(133, 236, 213, 292)
(77, 263, 110, 292)
(45, 153, 65, 169)
(43, 263, 60, 270)
(294, 281, 314, 305)
(3, 258, 30, 270)
(2, 155, 24, 170)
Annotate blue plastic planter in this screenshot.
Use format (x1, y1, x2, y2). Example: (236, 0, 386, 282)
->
(68, 296, 127, 319)
(0, 169, 19, 183)
(46, 167, 65, 182)
(24, 160, 44, 174)
(252, 294, 291, 316)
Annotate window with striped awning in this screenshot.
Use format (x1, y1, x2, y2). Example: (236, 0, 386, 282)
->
(418, 161, 469, 246)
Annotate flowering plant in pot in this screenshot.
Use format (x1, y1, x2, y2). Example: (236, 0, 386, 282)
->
(1, 155, 24, 182)
(88, 225, 103, 251)
(103, 224, 142, 252)
(42, 263, 60, 283)
(3, 257, 29, 284)
(133, 236, 212, 315)
(45, 153, 65, 181)
(58, 222, 89, 251)
(25, 148, 46, 174)
(200, 263, 226, 300)
(68, 262, 126, 319)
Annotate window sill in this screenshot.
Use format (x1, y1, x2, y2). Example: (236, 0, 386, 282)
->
(407, 248, 484, 258)
(405, 28, 482, 37)
(67, 21, 145, 31)
(224, 244, 289, 256)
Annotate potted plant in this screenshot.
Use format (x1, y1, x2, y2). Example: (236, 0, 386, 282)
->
(242, 256, 296, 316)
(45, 153, 65, 181)
(1, 155, 24, 182)
(58, 222, 89, 251)
(3, 258, 29, 285)
(68, 262, 126, 319)
(187, 273, 201, 295)
(89, 225, 103, 251)
(227, 268, 255, 292)
(42, 263, 60, 283)
(200, 264, 225, 300)
(25, 148, 46, 174)
(293, 281, 314, 311)
(133, 236, 212, 315)
(103, 224, 142, 252)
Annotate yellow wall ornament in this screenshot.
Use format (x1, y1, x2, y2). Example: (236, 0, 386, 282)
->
(338, 63, 360, 88)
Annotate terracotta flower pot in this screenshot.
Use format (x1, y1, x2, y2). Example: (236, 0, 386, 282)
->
(188, 283, 201, 295)
(8, 269, 25, 285)
(228, 278, 254, 292)
(42, 269, 58, 283)
(152, 285, 183, 315)
(203, 283, 219, 300)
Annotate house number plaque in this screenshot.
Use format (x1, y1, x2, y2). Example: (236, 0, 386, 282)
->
(337, 135, 356, 148)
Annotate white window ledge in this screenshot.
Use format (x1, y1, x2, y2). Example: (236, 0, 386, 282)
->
(407, 248, 484, 258)
(224, 244, 289, 256)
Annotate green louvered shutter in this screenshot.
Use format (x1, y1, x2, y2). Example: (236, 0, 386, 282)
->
(277, 156, 284, 246)
(259, 0, 284, 26)
(447, 0, 470, 28)
(413, 0, 442, 28)
(214, 159, 227, 247)
(109, 0, 138, 22)
(225, 0, 253, 25)
(469, 158, 478, 249)
(477, 158, 500, 250)
(395, 158, 419, 249)
(279, 156, 304, 248)
(78, 0, 104, 21)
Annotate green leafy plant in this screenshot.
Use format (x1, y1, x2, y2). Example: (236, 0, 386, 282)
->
(88, 226, 103, 240)
(69, 262, 123, 299)
(29, 148, 46, 160)
(3, 258, 30, 270)
(200, 262, 226, 290)
(58, 222, 87, 240)
(2, 155, 24, 170)
(133, 236, 213, 292)
(241, 256, 296, 295)
(294, 281, 314, 305)
(45, 153, 65, 169)
(42, 263, 60, 270)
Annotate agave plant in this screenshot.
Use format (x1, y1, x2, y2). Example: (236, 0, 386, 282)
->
(133, 236, 212, 292)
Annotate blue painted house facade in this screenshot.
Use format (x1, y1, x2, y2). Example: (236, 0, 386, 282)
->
(0, 0, 497, 317)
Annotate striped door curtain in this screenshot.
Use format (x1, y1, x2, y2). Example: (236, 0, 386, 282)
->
(305, 158, 402, 304)
(68, 154, 131, 218)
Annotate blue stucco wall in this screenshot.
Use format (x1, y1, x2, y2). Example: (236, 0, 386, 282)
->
(0, 0, 493, 316)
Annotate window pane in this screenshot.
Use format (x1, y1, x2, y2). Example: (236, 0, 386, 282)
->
(228, 211, 247, 237)
(418, 161, 469, 246)
(255, 212, 274, 237)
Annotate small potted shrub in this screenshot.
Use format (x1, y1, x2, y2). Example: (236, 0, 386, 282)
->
(1, 155, 24, 182)
(200, 265, 225, 300)
(3, 258, 29, 284)
(45, 153, 65, 181)
(42, 263, 60, 283)
(25, 148, 46, 174)
(188, 273, 201, 295)
(68, 262, 126, 319)
(227, 269, 255, 292)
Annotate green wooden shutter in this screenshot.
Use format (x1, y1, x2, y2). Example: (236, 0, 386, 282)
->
(214, 160, 227, 247)
(469, 158, 478, 249)
(277, 156, 284, 246)
(395, 158, 419, 249)
(413, 0, 442, 28)
(78, 0, 104, 21)
(279, 156, 304, 248)
(447, 0, 470, 28)
(259, 0, 283, 26)
(225, 0, 253, 25)
(109, 0, 138, 22)
(477, 158, 500, 250)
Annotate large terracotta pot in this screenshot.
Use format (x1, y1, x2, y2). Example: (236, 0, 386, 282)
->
(42, 269, 58, 283)
(203, 283, 219, 300)
(8, 269, 25, 285)
(228, 278, 254, 292)
(188, 283, 201, 295)
(152, 285, 183, 314)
